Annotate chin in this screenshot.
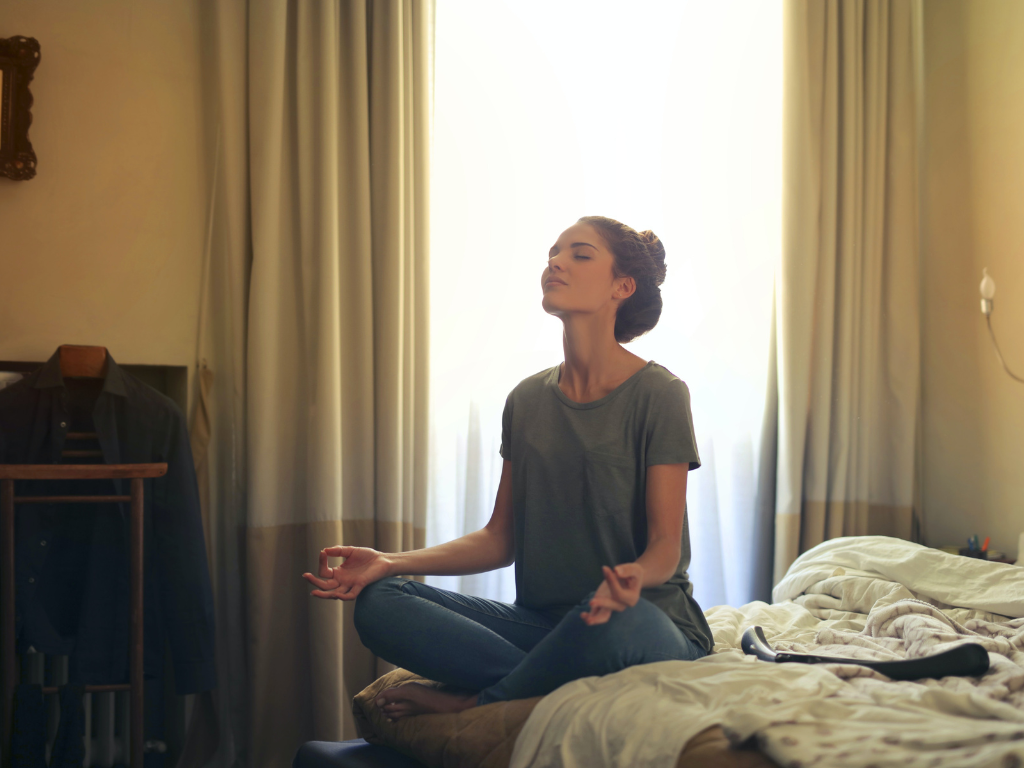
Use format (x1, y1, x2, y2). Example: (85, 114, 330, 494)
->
(540, 294, 561, 314)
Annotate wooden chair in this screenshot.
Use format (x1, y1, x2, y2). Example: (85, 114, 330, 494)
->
(1, 462, 167, 768)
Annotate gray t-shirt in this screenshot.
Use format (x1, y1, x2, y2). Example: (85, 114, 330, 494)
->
(499, 360, 714, 652)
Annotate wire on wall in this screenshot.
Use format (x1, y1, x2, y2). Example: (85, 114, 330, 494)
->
(985, 314, 1024, 385)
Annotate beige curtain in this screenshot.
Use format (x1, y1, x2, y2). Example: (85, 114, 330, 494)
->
(774, 0, 923, 583)
(181, 366, 220, 768)
(195, 1, 431, 766)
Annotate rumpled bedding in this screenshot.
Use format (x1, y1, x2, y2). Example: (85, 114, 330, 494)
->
(510, 536, 1024, 768)
(353, 669, 777, 768)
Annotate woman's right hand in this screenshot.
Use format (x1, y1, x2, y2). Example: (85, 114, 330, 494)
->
(302, 546, 394, 600)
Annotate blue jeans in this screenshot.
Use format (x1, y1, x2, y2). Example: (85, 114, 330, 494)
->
(353, 577, 707, 705)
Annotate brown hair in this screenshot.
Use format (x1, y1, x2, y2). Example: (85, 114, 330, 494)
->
(577, 215, 667, 344)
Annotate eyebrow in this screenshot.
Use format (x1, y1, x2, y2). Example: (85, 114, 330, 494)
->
(552, 240, 598, 259)
(549, 241, 598, 256)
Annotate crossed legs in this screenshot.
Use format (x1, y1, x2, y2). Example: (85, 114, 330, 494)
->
(352, 577, 706, 718)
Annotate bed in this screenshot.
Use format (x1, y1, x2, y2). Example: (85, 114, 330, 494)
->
(343, 537, 1024, 768)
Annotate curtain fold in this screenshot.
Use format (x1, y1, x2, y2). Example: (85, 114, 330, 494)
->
(368, 0, 431, 558)
(197, 1, 432, 766)
(191, 2, 253, 765)
(774, 0, 923, 583)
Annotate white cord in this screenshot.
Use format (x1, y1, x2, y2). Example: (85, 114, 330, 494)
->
(985, 314, 1024, 385)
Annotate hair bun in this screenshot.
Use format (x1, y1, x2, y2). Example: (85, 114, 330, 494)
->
(638, 230, 667, 286)
(575, 215, 667, 343)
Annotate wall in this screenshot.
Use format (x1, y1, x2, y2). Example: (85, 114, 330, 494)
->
(922, 0, 1024, 559)
(0, 0, 210, 417)
(2, 0, 1020, 559)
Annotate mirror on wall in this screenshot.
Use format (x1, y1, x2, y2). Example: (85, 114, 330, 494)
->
(0, 35, 40, 181)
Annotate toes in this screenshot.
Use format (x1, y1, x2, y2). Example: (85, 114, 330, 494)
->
(382, 701, 411, 716)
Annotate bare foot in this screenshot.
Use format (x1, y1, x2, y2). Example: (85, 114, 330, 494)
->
(375, 682, 478, 721)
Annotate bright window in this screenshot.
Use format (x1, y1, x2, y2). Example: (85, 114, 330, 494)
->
(427, 0, 782, 608)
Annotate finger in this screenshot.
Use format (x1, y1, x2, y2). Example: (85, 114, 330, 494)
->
(588, 595, 628, 613)
(344, 583, 363, 600)
(590, 593, 627, 608)
(607, 565, 642, 605)
(606, 577, 634, 606)
(590, 587, 622, 605)
(613, 563, 641, 588)
(315, 582, 357, 600)
(310, 589, 342, 599)
(310, 586, 360, 600)
(303, 572, 337, 590)
(319, 549, 332, 578)
(581, 606, 611, 626)
(609, 563, 639, 587)
(332, 581, 355, 598)
(614, 561, 638, 585)
(323, 545, 354, 558)
(302, 572, 331, 588)
(602, 566, 630, 603)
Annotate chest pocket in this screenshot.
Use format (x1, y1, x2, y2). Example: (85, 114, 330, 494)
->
(583, 449, 637, 520)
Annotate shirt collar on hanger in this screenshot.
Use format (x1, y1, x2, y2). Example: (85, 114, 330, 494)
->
(33, 347, 129, 398)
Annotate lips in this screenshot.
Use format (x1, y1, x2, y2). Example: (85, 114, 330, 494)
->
(545, 278, 567, 286)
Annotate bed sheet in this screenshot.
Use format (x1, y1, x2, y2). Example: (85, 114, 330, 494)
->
(511, 536, 1024, 768)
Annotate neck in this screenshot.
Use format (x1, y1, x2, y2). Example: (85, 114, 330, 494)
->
(559, 314, 629, 391)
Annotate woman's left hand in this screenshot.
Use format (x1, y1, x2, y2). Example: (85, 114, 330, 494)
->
(580, 563, 644, 626)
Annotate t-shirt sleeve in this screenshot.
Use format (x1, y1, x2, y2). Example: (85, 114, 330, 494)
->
(645, 378, 701, 469)
(499, 392, 513, 460)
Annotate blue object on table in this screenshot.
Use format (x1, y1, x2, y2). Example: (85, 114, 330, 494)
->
(293, 739, 428, 768)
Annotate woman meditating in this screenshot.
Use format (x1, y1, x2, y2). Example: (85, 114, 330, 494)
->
(303, 215, 713, 719)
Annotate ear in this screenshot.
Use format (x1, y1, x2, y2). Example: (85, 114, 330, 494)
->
(613, 276, 636, 301)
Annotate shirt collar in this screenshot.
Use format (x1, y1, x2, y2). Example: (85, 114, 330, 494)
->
(33, 348, 129, 398)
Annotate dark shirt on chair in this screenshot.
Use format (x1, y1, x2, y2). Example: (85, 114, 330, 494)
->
(0, 349, 216, 694)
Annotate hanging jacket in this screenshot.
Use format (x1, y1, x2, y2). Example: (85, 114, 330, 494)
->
(0, 349, 216, 694)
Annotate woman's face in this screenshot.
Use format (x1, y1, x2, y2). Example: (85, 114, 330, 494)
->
(541, 222, 635, 319)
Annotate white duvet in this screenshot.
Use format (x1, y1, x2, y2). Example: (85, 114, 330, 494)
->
(509, 537, 1024, 768)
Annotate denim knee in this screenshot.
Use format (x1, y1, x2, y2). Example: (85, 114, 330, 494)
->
(571, 590, 663, 625)
(352, 576, 407, 644)
(606, 598, 706, 662)
(567, 595, 697, 666)
(603, 596, 666, 634)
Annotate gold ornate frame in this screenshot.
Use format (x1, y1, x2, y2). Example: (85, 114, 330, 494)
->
(0, 36, 40, 181)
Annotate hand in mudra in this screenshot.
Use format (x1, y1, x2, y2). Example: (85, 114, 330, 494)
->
(302, 546, 392, 600)
(580, 563, 644, 626)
